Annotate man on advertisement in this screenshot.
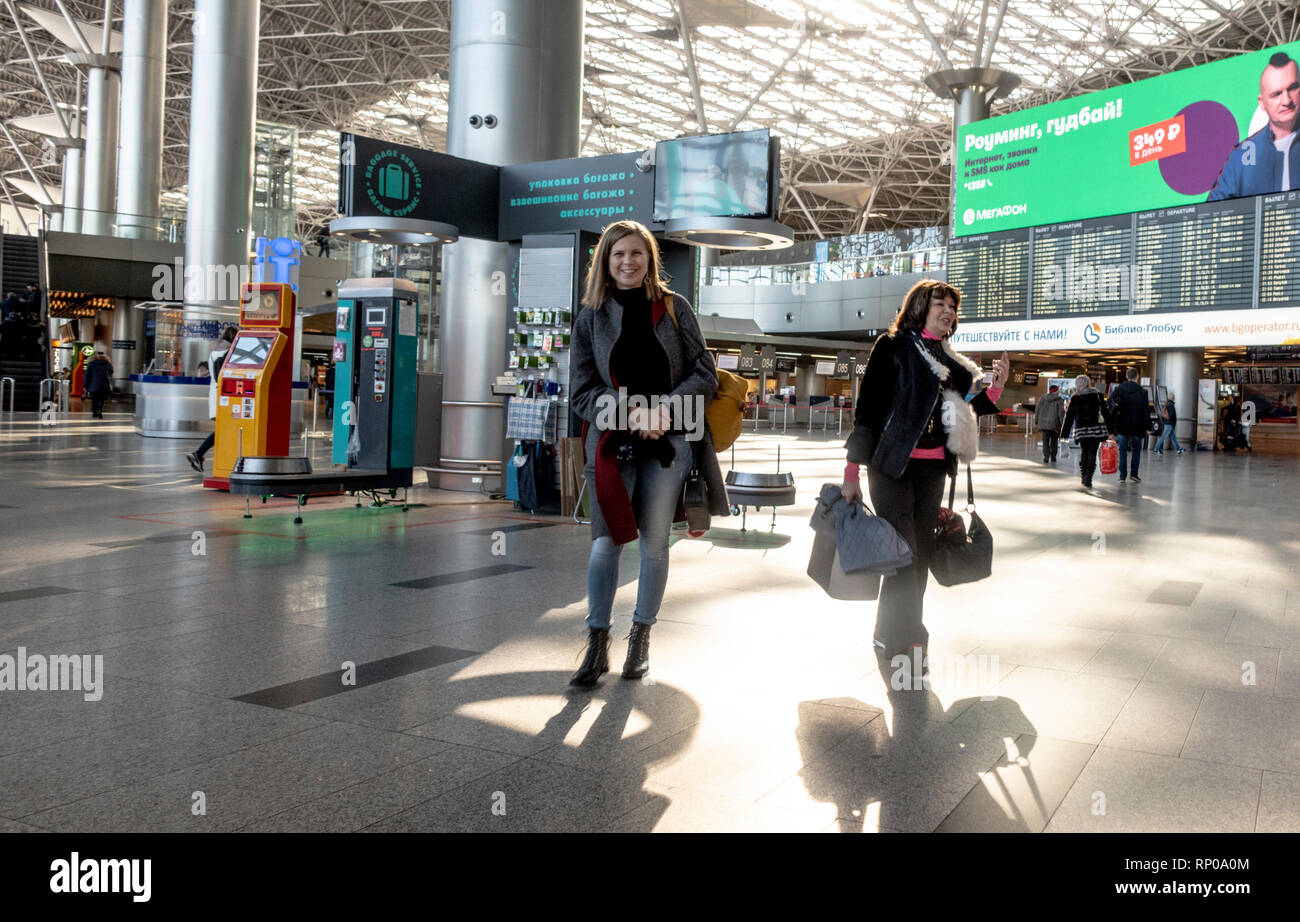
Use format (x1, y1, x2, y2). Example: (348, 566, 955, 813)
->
(1208, 52, 1300, 201)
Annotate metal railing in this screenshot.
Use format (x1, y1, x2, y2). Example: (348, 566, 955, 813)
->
(38, 378, 69, 413)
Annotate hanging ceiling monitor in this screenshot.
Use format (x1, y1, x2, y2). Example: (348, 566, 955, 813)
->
(654, 129, 776, 223)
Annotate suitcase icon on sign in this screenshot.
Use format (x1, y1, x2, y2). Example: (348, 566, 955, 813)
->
(378, 163, 409, 201)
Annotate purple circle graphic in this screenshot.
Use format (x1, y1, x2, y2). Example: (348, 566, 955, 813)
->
(1158, 100, 1241, 195)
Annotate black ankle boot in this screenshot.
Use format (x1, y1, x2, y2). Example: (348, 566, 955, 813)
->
(622, 623, 651, 679)
(569, 628, 610, 687)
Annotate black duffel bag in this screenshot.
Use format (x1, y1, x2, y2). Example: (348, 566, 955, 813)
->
(930, 463, 993, 586)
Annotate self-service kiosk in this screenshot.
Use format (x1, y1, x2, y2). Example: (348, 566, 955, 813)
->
(332, 277, 417, 485)
(226, 278, 418, 521)
(204, 282, 296, 489)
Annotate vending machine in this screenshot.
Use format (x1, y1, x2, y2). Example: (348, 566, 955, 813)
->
(205, 282, 296, 489)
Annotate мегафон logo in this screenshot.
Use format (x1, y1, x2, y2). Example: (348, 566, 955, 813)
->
(963, 203, 1028, 226)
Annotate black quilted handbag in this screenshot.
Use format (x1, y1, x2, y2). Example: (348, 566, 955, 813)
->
(930, 464, 993, 586)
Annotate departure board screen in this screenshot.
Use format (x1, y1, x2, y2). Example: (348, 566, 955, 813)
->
(1260, 193, 1300, 308)
(946, 228, 1030, 322)
(1134, 197, 1254, 312)
(1031, 215, 1132, 317)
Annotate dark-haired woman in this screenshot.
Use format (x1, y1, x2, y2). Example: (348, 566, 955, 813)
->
(842, 280, 1009, 661)
(1059, 375, 1114, 489)
(567, 220, 728, 687)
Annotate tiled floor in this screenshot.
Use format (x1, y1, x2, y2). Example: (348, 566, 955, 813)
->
(2, 407, 1299, 832)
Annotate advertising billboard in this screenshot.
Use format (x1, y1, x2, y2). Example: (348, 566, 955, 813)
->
(653, 129, 775, 222)
(954, 41, 1300, 236)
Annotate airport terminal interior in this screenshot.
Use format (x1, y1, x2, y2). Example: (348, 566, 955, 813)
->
(3, 0, 1300, 835)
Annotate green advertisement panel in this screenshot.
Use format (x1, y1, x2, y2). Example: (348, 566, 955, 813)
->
(955, 41, 1300, 236)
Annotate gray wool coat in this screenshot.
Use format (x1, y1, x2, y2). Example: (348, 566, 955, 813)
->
(570, 290, 730, 538)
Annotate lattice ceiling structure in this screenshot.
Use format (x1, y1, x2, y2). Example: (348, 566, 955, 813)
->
(3, 0, 1300, 242)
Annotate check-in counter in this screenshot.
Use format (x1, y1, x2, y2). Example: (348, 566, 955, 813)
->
(131, 375, 310, 439)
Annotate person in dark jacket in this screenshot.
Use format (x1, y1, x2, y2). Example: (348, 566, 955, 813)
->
(568, 220, 727, 687)
(83, 351, 114, 418)
(1153, 392, 1184, 455)
(1034, 385, 1066, 463)
(1109, 367, 1150, 482)
(841, 279, 1008, 662)
(1060, 375, 1114, 489)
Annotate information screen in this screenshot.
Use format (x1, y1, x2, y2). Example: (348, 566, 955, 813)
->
(954, 40, 1300, 236)
(654, 129, 772, 222)
(1135, 197, 1255, 311)
(1031, 215, 1133, 317)
(226, 335, 273, 368)
(946, 228, 1030, 322)
(1260, 193, 1300, 307)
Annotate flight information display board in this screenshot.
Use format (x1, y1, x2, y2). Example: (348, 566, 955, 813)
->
(1031, 215, 1132, 317)
(948, 195, 1274, 320)
(1134, 197, 1254, 312)
(1260, 193, 1300, 308)
(946, 228, 1030, 322)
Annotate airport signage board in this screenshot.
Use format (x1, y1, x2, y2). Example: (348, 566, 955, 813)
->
(948, 306, 1300, 350)
(954, 40, 1300, 235)
(499, 150, 658, 240)
(338, 133, 500, 240)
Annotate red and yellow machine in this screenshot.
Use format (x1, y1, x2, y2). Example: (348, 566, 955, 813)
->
(204, 283, 296, 489)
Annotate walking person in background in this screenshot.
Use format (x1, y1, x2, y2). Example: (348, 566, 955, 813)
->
(1153, 391, 1184, 455)
(1059, 375, 1114, 490)
(1109, 367, 1150, 483)
(186, 326, 238, 472)
(1034, 384, 1066, 464)
(83, 351, 114, 419)
(841, 279, 1009, 661)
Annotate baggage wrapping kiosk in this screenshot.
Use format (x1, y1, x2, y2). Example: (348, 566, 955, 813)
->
(204, 283, 296, 490)
(229, 278, 419, 522)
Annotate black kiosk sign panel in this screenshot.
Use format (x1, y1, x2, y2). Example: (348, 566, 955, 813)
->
(498, 151, 657, 240)
(338, 133, 500, 240)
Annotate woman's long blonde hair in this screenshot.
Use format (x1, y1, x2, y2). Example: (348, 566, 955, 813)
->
(582, 220, 670, 309)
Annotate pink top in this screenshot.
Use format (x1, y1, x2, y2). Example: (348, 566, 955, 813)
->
(844, 331, 1000, 482)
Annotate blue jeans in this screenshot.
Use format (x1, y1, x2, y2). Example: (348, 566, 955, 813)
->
(1116, 433, 1144, 477)
(1155, 423, 1178, 452)
(585, 434, 692, 630)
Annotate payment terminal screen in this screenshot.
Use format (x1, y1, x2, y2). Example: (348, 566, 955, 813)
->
(226, 335, 273, 368)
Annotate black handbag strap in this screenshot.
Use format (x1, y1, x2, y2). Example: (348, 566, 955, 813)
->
(946, 464, 976, 512)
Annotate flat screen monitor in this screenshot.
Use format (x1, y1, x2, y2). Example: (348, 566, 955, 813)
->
(225, 334, 273, 368)
(654, 129, 773, 223)
(717, 353, 740, 371)
(815, 360, 836, 376)
(1022, 372, 1039, 385)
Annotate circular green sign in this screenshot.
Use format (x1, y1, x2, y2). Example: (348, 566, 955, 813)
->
(363, 149, 423, 218)
(81, 345, 94, 357)
(363, 334, 373, 347)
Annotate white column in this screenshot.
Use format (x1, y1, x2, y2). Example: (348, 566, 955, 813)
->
(117, 0, 168, 238)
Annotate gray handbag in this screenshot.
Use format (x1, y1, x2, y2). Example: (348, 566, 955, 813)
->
(808, 484, 908, 601)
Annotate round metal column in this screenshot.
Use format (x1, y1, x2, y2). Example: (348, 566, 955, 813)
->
(923, 68, 1020, 233)
(182, 0, 260, 375)
(439, 0, 584, 491)
(55, 138, 84, 233)
(1155, 348, 1203, 445)
(117, 0, 169, 238)
(80, 62, 121, 236)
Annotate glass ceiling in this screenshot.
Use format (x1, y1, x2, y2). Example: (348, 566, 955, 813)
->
(1, 0, 1289, 240)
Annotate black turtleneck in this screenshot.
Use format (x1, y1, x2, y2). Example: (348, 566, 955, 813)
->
(610, 286, 670, 401)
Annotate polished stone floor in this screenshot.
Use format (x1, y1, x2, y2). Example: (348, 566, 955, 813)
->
(2, 402, 1298, 833)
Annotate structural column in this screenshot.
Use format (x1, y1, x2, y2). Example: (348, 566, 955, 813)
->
(78, 58, 120, 236)
(1154, 348, 1203, 445)
(182, 0, 259, 375)
(923, 68, 1020, 233)
(117, 0, 168, 238)
(439, 0, 584, 491)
